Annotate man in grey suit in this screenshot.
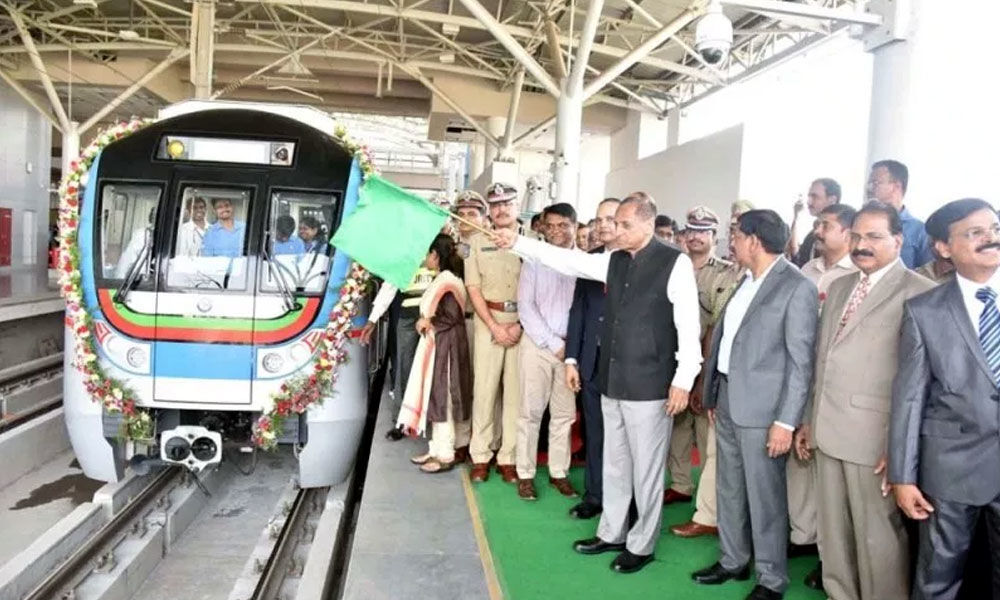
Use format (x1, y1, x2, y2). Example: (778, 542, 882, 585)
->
(796, 202, 934, 600)
(692, 209, 818, 600)
(890, 197, 1000, 600)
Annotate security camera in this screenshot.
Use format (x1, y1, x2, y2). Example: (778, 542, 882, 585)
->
(695, 1, 732, 65)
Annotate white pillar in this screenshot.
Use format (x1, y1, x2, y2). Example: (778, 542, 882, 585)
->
(190, 0, 215, 99)
(484, 116, 507, 165)
(61, 122, 80, 180)
(553, 90, 583, 208)
(468, 138, 486, 182)
(865, 0, 999, 216)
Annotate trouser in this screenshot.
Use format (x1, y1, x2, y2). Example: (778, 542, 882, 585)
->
(595, 396, 671, 556)
(392, 313, 419, 415)
(469, 317, 520, 465)
(516, 337, 576, 480)
(913, 492, 1000, 600)
(715, 377, 789, 593)
(692, 422, 718, 526)
(667, 408, 710, 495)
(428, 387, 457, 462)
(788, 448, 819, 545)
(455, 317, 476, 450)
(816, 450, 909, 600)
(580, 372, 604, 506)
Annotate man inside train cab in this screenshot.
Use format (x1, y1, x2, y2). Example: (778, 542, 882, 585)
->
(201, 197, 246, 258)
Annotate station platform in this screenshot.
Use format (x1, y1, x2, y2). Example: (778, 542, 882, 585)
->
(0, 270, 63, 324)
(344, 394, 827, 600)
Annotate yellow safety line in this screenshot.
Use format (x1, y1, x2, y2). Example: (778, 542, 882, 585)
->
(460, 467, 505, 600)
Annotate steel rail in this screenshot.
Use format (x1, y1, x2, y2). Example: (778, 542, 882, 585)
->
(251, 487, 322, 599)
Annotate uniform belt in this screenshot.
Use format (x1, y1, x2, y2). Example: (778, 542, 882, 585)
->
(485, 300, 518, 312)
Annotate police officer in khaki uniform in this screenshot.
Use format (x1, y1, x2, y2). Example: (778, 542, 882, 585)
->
(667, 206, 742, 538)
(466, 183, 524, 483)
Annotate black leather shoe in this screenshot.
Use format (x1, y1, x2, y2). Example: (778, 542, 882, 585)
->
(745, 584, 783, 600)
(568, 502, 602, 520)
(692, 562, 751, 585)
(787, 542, 819, 558)
(610, 550, 654, 574)
(573, 537, 625, 555)
(385, 427, 404, 441)
(804, 562, 823, 590)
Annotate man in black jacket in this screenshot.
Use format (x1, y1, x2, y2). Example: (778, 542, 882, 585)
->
(565, 198, 620, 519)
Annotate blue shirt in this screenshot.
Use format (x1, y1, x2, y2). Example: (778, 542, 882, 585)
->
(201, 221, 246, 258)
(899, 207, 933, 269)
(273, 236, 305, 255)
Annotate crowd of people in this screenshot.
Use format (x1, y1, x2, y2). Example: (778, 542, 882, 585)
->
(361, 160, 998, 600)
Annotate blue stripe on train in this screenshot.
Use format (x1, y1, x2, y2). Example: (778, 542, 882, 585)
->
(80, 154, 102, 312)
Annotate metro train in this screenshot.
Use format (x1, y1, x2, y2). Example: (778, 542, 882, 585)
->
(64, 100, 377, 487)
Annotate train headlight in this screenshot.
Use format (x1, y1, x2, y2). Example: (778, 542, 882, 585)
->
(166, 139, 186, 159)
(163, 436, 191, 461)
(289, 343, 311, 363)
(126, 347, 147, 369)
(262, 352, 284, 373)
(191, 437, 218, 462)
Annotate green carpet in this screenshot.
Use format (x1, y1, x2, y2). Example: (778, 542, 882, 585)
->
(473, 466, 827, 600)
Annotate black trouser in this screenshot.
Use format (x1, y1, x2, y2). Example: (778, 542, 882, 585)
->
(581, 368, 604, 507)
(915, 493, 1000, 600)
(391, 311, 420, 417)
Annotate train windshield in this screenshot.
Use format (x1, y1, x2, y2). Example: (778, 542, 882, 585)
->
(166, 186, 251, 290)
(262, 190, 336, 295)
(100, 183, 162, 281)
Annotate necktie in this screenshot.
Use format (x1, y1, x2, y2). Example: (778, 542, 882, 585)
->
(835, 275, 871, 340)
(975, 287, 1000, 384)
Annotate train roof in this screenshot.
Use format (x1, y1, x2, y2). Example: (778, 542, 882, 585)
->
(158, 100, 341, 138)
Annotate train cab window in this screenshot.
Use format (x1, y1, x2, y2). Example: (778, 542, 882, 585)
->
(99, 184, 162, 281)
(166, 186, 251, 290)
(262, 190, 336, 295)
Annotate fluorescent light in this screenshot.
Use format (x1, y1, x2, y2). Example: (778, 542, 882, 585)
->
(118, 29, 140, 40)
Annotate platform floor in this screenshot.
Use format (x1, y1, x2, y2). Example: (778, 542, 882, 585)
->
(342, 391, 492, 600)
(0, 269, 62, 323)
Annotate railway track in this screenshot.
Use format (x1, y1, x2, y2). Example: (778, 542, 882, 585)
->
(0, 352, 63, 434)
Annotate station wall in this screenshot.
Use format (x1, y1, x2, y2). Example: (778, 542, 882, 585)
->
(0, 80, 53, 281)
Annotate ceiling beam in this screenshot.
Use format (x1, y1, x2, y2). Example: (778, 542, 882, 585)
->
(5, 7, 70, 130)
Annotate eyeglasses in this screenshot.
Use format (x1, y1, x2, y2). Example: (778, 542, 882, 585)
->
(849, 232, 891, 244)
(956, 224, 1000, 242)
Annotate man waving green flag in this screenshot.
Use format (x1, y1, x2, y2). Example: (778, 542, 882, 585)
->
(332, 175, 451, 289)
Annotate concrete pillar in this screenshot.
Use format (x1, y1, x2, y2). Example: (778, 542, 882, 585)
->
(667, 107, 680, 148)
(553, 91, 583, 208)
(190, 0, 215, 99)
(61, 122, 80, 179)
(484, 116, 507, 165)
(468, 138, 486, 182)
(865, 0, 999, 215)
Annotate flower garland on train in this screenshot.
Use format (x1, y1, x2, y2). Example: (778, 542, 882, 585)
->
(57, 118, 373, 449)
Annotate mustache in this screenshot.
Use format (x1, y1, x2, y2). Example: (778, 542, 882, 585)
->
(978, 242, 1000, 252)
(851, 249, 875, 258)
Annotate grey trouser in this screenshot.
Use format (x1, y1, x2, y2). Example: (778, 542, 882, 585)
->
(595, 395, 672, 556)
(392, 313, 419, 415)
(715, 377, 789, 593)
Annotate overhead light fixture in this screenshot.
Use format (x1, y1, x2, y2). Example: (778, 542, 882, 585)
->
(441, 23, 460, 36)
(118, 29, 140, 40)
(438, 52, 456, 64)
(72, 0, 98, 5)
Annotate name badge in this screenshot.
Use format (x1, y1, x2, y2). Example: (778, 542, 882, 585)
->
(481, 246, 498, 252)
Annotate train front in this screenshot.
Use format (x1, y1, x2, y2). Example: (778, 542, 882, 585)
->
(63, 104, 371, 487)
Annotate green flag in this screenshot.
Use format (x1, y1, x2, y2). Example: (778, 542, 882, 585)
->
(331, 175, 450, 289)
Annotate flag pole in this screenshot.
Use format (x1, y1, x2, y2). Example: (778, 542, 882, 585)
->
(449, 212, 495, 237)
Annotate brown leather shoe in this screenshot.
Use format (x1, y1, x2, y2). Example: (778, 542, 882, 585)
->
(517, 479, 538, 500)
(469, 463, 490, 483)
(454, 446, 470, 464)
(549, 477, 579, 498)
(496, 464, 518, 484)
(663, 489, 693, 505)
(670, 521, 718, 538)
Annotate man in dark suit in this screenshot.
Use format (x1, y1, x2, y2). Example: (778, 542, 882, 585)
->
(565, 197, 619, 519)
(889, 197, 1000, 600)
(692, 210, 818, 600)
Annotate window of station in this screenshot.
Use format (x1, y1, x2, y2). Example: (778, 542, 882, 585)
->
(261, 190, 337, 295)
(99, 184, 162, 281)
(165, 186, 251, 290)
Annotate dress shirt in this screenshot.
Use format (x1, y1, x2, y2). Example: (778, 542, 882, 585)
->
(836, 258, 901, 324)
(273, 236, 305, 255)
(955, 269, 1000, 336)
(176, 220, 206, 257)
(716, 256, 795, 431)
(518, 254, 577, 353)
(801, 252, 856, 297)
(201, 221, 247, 257)
(899, 206, 933, 269)
(368, 280, 399, 324)
(512, 235, 702, 392)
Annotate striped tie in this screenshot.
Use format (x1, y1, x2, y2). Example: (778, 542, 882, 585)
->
(976, 286, 1000, 385)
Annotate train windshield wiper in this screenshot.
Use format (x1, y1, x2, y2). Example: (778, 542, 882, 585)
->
(262, 243, 300, 312)
(114, 230, 153, 305)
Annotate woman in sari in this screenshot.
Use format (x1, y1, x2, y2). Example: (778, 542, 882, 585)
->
(396, 234, 473, 473)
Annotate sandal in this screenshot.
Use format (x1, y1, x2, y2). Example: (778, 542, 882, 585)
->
(410, 453, 432, 465)
(420, 458, 455, 474)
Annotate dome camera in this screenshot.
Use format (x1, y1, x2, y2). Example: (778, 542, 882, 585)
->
(695, 1, 732, 65)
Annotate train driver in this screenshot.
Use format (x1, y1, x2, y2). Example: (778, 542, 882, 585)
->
(273, 215, 305, 255)
(298, 216, 327, 253)
(201, 197, 247, 258)
(176, 196, 208, 257)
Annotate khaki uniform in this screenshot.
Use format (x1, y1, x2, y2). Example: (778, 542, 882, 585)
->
(465, 229, 522, 466)
(669, 255, 740, 528)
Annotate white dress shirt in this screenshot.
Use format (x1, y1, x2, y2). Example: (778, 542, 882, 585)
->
(368, 280, 399, 324)
(176, 220, 206, 257)
(801, 252, 856, 297)
(955, 268, 1000, 336)
(715, 256, 795, 431)
(512, 235, 703, 392)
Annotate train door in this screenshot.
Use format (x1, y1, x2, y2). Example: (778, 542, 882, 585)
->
(152, 168, 263, 404)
